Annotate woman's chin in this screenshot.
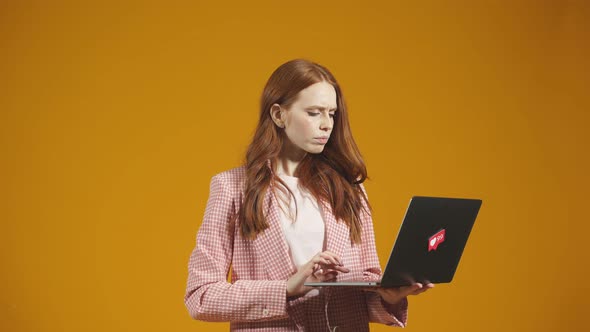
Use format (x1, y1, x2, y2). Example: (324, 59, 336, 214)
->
(306, 146, 326, 154)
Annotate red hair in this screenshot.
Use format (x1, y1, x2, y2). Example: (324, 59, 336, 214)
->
(238, 59, 369, 244)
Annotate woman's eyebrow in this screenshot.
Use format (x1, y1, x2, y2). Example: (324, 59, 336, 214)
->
(305, 105, 338, 111)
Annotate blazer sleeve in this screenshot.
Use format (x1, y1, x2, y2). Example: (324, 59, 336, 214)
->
(184, 174, 289, 322)
(358, 183, 409, 327)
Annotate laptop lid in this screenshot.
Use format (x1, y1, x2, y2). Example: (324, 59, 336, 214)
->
(380, 196, 482, 287)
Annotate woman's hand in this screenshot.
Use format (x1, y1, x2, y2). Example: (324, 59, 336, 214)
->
(364, 283, 434, 305)
(286, 251, 350, 297)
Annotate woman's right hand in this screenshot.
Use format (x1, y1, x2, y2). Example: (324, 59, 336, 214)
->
(286, 251, 350, 297)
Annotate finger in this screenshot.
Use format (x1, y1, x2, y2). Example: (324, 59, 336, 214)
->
(320, 250, 339, 259)
(319, 252, 341, 266)
(332, 265, 350, 273)
(412, 288, 428, 295)
(308, 258, 328, 269)
(311, 269, 337, 282)
(312, 256, 333, 266)
(320, 271, 338, 281)
(320, 251, 342, 264)
(304, 257, 321, 271)
(413, 283, 434, 295)
(322, 266, 350, 274)
(319, 265, 350, 273)
(401, 283, 423, 296)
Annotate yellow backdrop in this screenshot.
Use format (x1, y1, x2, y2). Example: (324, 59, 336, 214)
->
(1, 1, 588, 331)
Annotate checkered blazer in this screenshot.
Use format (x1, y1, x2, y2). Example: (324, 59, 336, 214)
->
(185, 167, 408, 331)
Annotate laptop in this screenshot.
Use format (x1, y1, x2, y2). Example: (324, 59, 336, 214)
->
(305, 196, 482, 287)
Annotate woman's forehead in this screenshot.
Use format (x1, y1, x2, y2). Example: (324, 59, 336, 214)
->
(292, 82, 337, 109)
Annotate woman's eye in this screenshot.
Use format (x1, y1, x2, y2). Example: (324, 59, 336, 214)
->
(329, 113, 335, 118)
(307, 112, 320, 116)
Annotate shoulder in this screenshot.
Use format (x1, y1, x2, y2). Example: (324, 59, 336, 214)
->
(209, 166, 247, 195)
(213, 166, 246, 182)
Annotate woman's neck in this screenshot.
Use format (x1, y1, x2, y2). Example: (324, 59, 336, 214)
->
(277, 140, 307, 177)
(275, 157, 300, 177)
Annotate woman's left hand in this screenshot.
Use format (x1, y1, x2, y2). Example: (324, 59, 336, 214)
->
(364, 283, 434, 305)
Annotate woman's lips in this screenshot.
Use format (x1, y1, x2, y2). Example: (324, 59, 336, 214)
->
(314, 137, 329, 144)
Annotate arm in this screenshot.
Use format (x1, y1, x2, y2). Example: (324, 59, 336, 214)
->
(358, 184, 409, 327)
(184, 174, 288, 322)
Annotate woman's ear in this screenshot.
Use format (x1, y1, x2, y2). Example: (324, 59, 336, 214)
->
(270, 103, 285, 128)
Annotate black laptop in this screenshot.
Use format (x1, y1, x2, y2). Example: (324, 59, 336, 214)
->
(305, 196, 482, 287)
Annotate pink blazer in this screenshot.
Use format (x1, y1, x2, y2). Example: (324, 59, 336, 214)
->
(184, 167, 408, 331)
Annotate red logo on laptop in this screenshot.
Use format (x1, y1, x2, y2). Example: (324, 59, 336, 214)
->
(428, 229, 446, 251)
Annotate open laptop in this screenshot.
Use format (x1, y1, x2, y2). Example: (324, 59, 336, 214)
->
(305, 196, 482, 288)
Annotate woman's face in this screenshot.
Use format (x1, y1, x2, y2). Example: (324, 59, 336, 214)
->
(277, 81, 337, 159)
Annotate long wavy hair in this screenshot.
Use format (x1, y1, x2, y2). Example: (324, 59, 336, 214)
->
(238, 59, 370, 244)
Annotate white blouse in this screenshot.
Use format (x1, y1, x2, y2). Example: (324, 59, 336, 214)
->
(275, 173, 326, 268)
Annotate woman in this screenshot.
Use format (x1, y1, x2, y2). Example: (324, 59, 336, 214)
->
(184, 59, 433, 331)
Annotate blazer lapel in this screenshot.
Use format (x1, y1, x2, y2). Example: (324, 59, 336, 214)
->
(254, 188, 297, 280)
(320, 199, 351, 262)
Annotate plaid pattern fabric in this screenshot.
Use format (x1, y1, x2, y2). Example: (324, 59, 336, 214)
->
(185, 167, 408, 331)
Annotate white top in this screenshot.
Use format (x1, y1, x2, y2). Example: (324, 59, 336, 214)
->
(275, 173, 325, 268)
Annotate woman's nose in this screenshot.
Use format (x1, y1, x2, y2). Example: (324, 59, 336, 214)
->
(320, 114, 333, 131)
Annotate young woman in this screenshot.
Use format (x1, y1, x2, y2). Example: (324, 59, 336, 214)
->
(184, 59, 433, 331)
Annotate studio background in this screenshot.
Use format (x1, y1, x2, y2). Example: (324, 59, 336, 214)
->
(1, 1, 588, 331)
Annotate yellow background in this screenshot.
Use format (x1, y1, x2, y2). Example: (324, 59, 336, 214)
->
(1, 1, 588, 331)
